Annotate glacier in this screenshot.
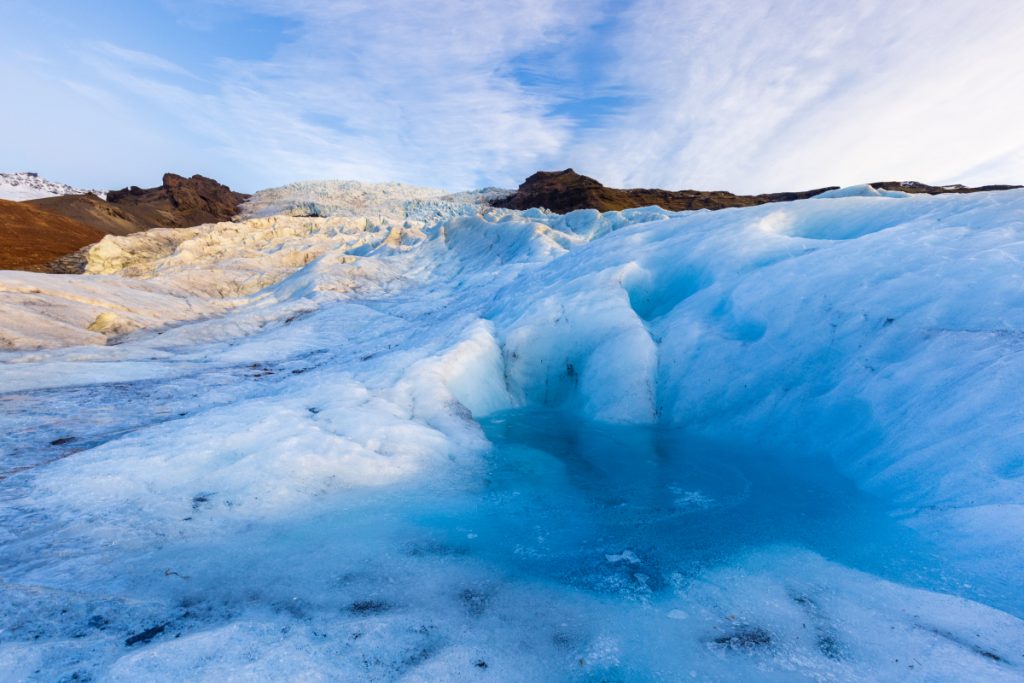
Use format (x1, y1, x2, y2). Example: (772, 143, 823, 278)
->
(1, 184, 1024, 681)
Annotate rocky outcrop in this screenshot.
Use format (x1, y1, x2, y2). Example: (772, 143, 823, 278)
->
(491, 169, 838, 213)
(105, 173, 250, 229)
(492, 169, 1022, 214)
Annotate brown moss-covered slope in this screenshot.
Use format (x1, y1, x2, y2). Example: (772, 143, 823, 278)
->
(0, 199, 106, 271)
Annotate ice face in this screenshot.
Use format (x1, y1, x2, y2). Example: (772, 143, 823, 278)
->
(2, 187, 1024, 679)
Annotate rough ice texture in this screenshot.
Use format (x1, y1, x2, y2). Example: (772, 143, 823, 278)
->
(241, 179, 511, 222)
(1, 184, 1024, 680)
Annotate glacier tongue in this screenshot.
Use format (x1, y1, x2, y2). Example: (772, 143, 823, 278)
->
(1, 185, 1024, 680)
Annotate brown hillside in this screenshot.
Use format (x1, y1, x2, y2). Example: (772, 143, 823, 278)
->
(0, 199, 106, 271)
(27, 193, 140, 235)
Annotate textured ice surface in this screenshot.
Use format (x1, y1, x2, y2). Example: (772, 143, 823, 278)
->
(2, 186, 1024, 680)
(239, 179, 511, 222)
(1, 407, 1022, 681)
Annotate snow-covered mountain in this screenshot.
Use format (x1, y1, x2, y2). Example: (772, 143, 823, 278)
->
(1, 183, 1024, 680)
(0, 171, 106, 201)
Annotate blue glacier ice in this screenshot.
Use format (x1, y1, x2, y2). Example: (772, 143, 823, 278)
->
(1, 184, 1024, 680)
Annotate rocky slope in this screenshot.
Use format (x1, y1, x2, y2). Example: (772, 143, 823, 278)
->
(492, 169, 1022, 213)
(103, 173, 250, 229)
(0, 199, 106, 271)
(24, 173, 249, 236)
(2, 174, 251, 272)
(27, 193, 142, 236)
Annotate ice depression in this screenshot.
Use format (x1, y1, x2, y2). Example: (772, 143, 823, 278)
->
(1, 182, 1024, 680)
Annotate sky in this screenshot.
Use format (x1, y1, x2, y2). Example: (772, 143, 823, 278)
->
(1, 0, 1023, 194)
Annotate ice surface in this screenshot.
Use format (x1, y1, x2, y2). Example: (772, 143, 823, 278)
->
(2, 186, 1024, 680)
(239, 179, 511, 222)
(813, 183, 910, 199)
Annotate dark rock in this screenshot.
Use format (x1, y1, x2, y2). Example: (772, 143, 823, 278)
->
(712, 626, 773, 650)
(491, 169, 837, 214)
(105, 173, 249, 230)
(350, 600, 390, 614)
(46, 246, 91, 274)
(125, 623, 165, 646)
(492, 169, 1022, 214)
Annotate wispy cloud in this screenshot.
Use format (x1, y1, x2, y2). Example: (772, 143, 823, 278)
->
(77, 0, 600, 189)
(1, 0, 1022, 191)
(92, 41, 195, 78)
(570, 0, 1024, 191)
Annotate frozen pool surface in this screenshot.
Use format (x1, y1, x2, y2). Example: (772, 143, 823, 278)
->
(453, 410, 951, 596)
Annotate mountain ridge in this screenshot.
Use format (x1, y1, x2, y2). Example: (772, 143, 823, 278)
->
(491, 169, 1023, 213)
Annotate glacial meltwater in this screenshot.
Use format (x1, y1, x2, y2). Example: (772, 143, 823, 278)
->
(469, 409, 943, 594)
(5, 397, 1021, 681)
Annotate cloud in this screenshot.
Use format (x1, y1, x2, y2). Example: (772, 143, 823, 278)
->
(2, 0, 1022, 191)
(73, 0, 605, 190)
(568, 0, 1024, 191)
(92, 41, 195, 78)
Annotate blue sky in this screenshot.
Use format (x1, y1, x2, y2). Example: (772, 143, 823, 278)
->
(2, 0, 1023, 194)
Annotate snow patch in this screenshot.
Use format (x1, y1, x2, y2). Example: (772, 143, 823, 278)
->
(0, 171, 106, 201)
